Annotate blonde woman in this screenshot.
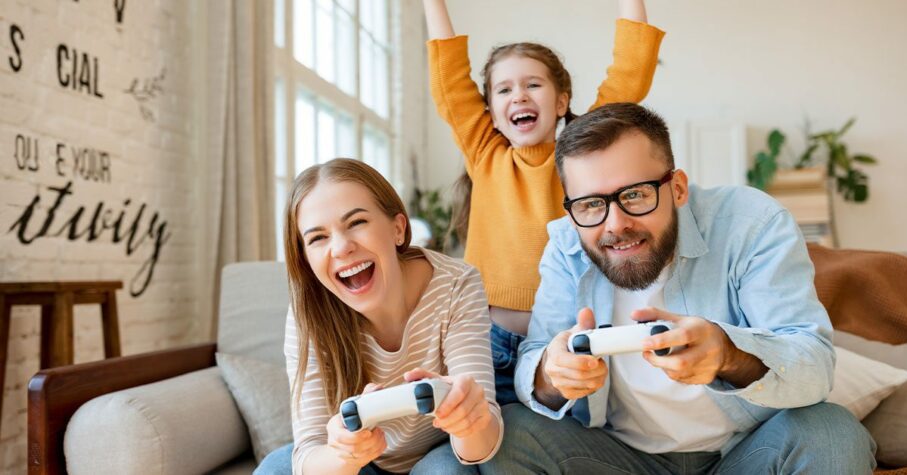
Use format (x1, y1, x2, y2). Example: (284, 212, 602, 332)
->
(255, 159, 501, 475)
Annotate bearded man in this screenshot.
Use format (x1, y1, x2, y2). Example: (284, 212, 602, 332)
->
(481, 103, 876, 474)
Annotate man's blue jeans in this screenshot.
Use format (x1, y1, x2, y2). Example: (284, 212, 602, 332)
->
(254, 440, 477, 474)
(479, 402, 876, 474)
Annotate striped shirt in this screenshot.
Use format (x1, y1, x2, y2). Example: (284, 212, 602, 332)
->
(284, 248, 503, 473)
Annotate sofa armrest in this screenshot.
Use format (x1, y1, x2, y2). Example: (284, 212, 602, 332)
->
(28, 343, 217, 475)
(64, 366, 250, 475)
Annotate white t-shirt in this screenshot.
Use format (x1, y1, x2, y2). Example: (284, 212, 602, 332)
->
(607, 269, 736, 453)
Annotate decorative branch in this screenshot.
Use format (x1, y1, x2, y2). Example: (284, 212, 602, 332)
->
(124, 67, 166, 122)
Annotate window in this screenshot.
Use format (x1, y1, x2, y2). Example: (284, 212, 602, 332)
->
(274, 0, 395, 260)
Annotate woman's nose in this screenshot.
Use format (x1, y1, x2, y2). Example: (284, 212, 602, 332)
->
(330, 233, 356, 258)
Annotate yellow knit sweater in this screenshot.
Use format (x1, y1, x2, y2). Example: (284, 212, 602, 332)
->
(427, 19, 665, 311)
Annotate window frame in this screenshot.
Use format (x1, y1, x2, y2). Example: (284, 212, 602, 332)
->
(273, 0, 398, 260)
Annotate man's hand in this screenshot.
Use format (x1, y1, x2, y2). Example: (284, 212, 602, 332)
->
(535, 308, 608, 407)
(633, 307, 768, 387)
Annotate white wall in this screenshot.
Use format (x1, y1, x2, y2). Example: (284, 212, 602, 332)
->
(0, 0, 200, 469)
(424, 0, 907, 251)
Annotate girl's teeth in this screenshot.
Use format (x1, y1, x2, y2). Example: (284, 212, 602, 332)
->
(338, 261, 373, 278)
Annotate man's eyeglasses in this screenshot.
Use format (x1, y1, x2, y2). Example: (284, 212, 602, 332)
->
(563, 170, 675, 228)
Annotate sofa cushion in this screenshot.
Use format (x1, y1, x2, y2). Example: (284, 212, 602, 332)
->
(64, 367, 250, 475)
(827, 346, 907, 420)
(834, 331, 907, 467)
(218, 262, 290, 365)
(217, 352, 293, 462)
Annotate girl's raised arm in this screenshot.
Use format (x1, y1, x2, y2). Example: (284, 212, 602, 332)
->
(590, 0, 664, 109)
(423, 0, 505, 170)
(618, 0, 648, 23)
(423, 0, 455, 39)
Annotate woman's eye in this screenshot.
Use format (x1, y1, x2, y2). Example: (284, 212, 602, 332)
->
(349, 219, 367, 228)
(497, 87, 511, 95)
(306, 235, 325, 246)
(528, 83, 541, 89)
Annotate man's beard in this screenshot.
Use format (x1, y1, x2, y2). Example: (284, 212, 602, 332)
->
(581, 208, 679, 291)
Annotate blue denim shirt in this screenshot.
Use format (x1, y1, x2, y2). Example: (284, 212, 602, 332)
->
(515, 184, 835, 454)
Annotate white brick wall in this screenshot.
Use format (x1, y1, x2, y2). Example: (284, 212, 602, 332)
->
(0, 0, 200, 471)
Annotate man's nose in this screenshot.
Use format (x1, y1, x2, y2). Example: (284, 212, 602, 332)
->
(603, 201, 633, 235)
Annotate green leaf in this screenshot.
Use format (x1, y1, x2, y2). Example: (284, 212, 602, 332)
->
(837, 117, 856, 138)
(796, 143, 819, 168)
(853, 184, 868, 202)
(832, 145, 849, 170)
(768, 129, 785, 156)
(810, 131, 834, 142)
(853, 154, 877, 164)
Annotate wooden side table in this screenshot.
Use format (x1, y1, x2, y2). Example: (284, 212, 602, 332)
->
(0, 281, 122, 438)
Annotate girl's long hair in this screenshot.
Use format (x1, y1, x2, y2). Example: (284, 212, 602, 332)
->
(449, 42, 576, 246)
(284, 158, 419, 411)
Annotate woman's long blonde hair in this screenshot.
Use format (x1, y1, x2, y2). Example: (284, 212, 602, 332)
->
(284, 158, 419, 411)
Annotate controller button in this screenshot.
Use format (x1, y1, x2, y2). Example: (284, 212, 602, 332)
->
(572, 334, 592, 355)
(341, 400, 358, 417)
(649, 325, 671, 356)
(414, 382, 436, 414)
(413, 382, 433, 399)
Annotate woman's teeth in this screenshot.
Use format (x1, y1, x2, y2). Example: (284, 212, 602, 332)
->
(338, 261, 374, 278)
(612, 241, 641, 251)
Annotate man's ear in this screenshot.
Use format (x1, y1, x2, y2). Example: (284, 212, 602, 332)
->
(671, 169, 690, 207)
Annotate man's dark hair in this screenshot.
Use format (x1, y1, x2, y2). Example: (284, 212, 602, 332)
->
(555, 103, 674, 186)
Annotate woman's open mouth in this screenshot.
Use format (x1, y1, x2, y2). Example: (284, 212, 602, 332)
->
(336, 261, 375, 293)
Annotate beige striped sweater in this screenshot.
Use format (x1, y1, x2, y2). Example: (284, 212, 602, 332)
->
(284, 248, 503, 473)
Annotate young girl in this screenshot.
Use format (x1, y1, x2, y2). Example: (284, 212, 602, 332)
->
(422, 0, 664, 405)
(258, 159, 501, 474)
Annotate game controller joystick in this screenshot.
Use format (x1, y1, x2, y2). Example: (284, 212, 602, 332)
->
(340, 379, 451, 432)
(568, 321, 678, 357)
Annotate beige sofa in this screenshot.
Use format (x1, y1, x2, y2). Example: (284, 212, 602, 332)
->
(27, 258, 907, 474)
(28, 262, 291, 474)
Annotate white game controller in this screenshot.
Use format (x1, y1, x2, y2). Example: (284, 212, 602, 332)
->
(568, 321, 678, 357)
(340, 379, 452, 432)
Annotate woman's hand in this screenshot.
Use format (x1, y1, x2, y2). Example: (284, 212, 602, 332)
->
(325, 383, 387, 469)
(404, 368, 493, 439)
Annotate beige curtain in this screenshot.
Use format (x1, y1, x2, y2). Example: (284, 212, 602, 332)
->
(204, 0, 276, 340)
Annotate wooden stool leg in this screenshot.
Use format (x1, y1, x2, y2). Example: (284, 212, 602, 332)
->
(100, 290, 122, 358)
(0, 295, 10, 438)
(40, 304, 54, 369)
(50, 292, 74, 367)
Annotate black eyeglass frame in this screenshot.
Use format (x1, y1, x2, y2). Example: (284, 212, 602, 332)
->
(563, 169, 676, 228)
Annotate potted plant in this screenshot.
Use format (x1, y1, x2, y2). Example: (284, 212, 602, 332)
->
(746, 118, 878, 247)
(796, 118, 877, 203)
(747, 119, 878, 200)
(409, 187, 454, 252)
